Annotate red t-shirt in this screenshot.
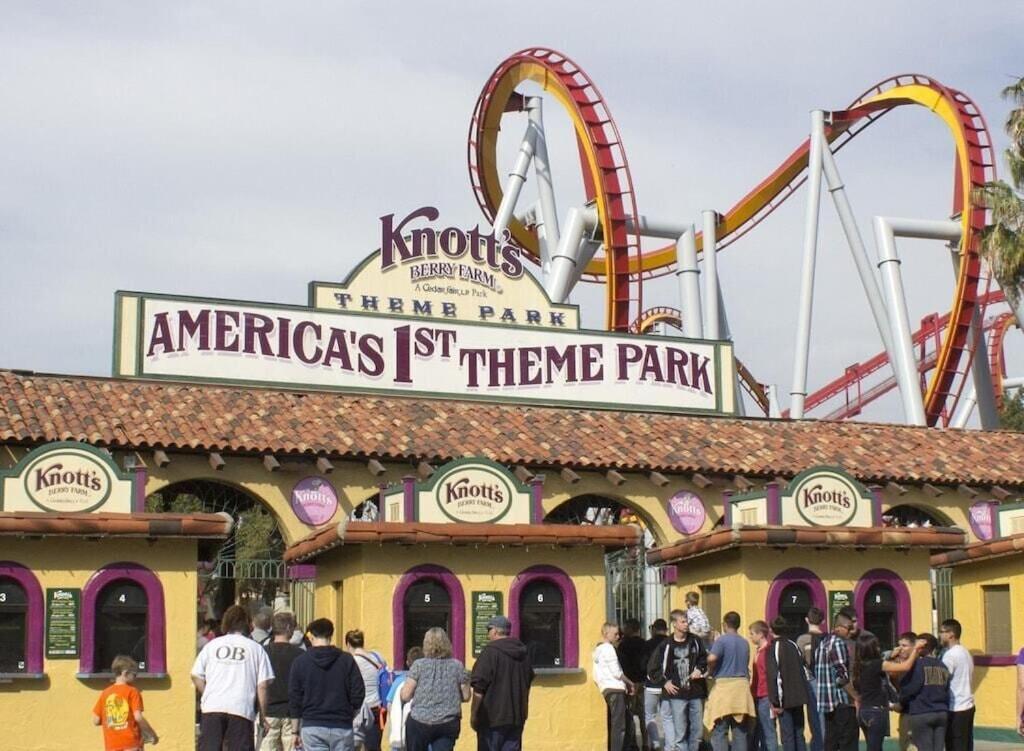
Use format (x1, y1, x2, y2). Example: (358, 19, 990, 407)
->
(752, 639, 772, 699)
(93, 683, 144, 751)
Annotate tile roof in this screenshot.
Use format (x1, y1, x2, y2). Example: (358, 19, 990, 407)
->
(2, 369, 1024, 486)
(646, 525, 967, 565)
(284, 520, 642, 562)
(0, 511, 233, 538)
(930, 532, 1024, 567)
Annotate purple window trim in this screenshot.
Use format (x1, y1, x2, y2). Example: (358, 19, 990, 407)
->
(529, 477, 544, 524)
(765, 568, 828, 624)
(766, 483, 781, 525)
(853, 569, 911, 636)
(0, 562, 44, 674)
(392, 564, 465, 667)
(973, 655, 1018, 667)
(80, 562, 166, 675)
(508, 565, 579, 669)
(870, 488, 883, 527)
(132, 465, 148, 513)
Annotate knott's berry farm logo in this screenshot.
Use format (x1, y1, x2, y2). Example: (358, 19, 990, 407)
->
(379, 206, 524, 292)
(434, 464, 514, 524)
(290, 477, 339, 527)
(794, 472, 858, 527)
(23, 449, 112, 513)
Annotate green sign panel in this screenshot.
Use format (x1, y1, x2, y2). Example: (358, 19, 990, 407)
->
(46, 587, 81, 658)
(829, 590, 854, 628)
(472, 591, 503, 657)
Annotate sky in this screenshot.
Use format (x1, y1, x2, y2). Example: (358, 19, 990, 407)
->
(2, 1, 1022, 425)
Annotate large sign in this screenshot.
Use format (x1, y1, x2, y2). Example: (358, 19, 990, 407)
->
(290, 477, 339, 527)
(384, 457, 535, 525)
(781, 467, 875, 528)
(472, 591, 503, 656)
(0, 442, 138, 514)
(46, 587, 81, 659)
(309, 207, 579, 329)
(114, 292, 735, 415)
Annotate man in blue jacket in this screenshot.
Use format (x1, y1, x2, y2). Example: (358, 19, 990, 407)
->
(289, 618, 366, 751)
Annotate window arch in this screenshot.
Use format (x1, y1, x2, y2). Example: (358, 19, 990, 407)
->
(81, 563, 166, 675)
(509, 565, 579, 669)
(0, 562, 43, 675)
(765, 568, 827, 628)
(392, 565, 465, 666)
(854, 569, 911, 653)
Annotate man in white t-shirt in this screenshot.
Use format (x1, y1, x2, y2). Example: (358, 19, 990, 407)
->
(192, 605, 275, 751)
(940, 618, 974, 751)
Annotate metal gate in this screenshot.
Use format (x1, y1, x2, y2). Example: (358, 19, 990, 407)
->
(604, 546, 667, 630)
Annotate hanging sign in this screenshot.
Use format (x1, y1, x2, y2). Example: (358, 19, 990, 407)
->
(290, 477, 339, 526)
(828, 590, 854, 629)
(667, 491, 706, 535)
(0, 442, 138, 514)
(472, 591, 503, 656)
(968, 501, 996, 541)
(46, 587, 81, 659)
(781, 467, 874, 528)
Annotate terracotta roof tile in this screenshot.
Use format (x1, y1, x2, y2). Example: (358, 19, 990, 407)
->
(930, 532, 1024, 567)
(2, 369, 1024, 487)
(0, 511, 233, 538)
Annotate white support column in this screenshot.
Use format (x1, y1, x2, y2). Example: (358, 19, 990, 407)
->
(789, 110, 826, 419)
(491, 119, 538, 244)
(702, 210, 720, 339)
(715, 285, 746, 417)
(527, 98, 560, 277)
(873, 216, 928, 426)
(675, 225, 703, 338)
(952, 377, 1024, 429)
(948, 246, 1000, 429)
(547, 207, 588, 303)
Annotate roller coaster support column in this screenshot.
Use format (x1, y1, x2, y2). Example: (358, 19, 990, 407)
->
(547, 207, 588, 303)
(702, 210, 720, 339)
(789, 110, 826, 419)
(952, 377, 1024, 429)
(715, 285, 746, 417)
(820, 127, 895, 364)
(527, 98, 560, 279)
(948, 245, 1000, 429)
(675, 225, 704, 339)
(491, 110, 539, 246)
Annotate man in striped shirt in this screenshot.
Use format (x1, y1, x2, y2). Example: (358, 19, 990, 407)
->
(813, 613, 857, 751)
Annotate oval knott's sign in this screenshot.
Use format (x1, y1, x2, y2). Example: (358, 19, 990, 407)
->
(793, 470, 859, 527)
(23, 447, 114, 513)
(435, 463, 515, 524)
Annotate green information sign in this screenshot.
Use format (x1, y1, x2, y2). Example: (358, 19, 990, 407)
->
(829, 590, 854, 628)
(472, 591, 503, 657)
(46, 587, 81, 658)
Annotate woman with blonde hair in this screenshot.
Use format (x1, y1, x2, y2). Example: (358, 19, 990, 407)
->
(399, 628, 470, 751)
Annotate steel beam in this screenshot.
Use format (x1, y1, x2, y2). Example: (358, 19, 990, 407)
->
(674, 225, 703, 338)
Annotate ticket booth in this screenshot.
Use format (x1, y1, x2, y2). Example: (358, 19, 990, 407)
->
(285, 457, 641, 751)
(0, 441, 232, 751)
(648, 466, 965, 646)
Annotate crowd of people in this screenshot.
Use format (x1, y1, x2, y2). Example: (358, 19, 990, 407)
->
(593, 591, 1007, 751)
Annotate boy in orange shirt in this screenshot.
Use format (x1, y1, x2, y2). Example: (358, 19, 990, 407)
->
(92, 655, 159, 750)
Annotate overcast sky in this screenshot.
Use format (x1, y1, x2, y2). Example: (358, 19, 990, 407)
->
(2, 1, 1022, 424)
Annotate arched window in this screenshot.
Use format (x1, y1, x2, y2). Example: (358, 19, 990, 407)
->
(0, 562, 44, 676)
(403, 579, 451, 657)
(765, 568, 827, 630)
(392, 565, 465, 666)
(81, 563, 166, 675)
(509, 565, 579, 669)
(520, 581, 564, 668)
(778, 583, 813, 638)
(863, 583, 898, 652)
(95, 581, 148, 672)
(0, 577, 29, 673)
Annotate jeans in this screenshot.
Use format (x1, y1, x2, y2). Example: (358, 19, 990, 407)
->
(199, 713, 255, 751)
(945, 707, 974, 751)
(260, 716, 298, 751)
(301, 726, 356, 751)
(606, 691, 629, 751)
(660, 696, 704, 751)
(857, 706, 889, 751)
(477, 725, 523, 751)
(804, 677, 823, 751)
(909, 711, 947, 751)
(777, 707, 806, 751)
(406, 716, 459, 751)
(644, 689, 663, 750)
(710, 715, 748, 751)
(824, 705, 858, 751)
(754, 697, 778, 751)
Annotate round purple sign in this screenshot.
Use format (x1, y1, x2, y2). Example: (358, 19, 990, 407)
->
(291, 477, 339, 526)
(968, 501, 995, 541)
(667, 491, 706, 535)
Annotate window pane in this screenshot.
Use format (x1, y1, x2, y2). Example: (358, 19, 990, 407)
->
(96, 581, 148, 672)
(984, 585, 1012, 654)
(403, 579, 451, 654)
(520, 581, 563, 667)
(0, 580, 28, 607)
(778, 584, 812, 638)
(0, 578, 28, 674)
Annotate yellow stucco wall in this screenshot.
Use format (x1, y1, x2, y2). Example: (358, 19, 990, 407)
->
(944, 554, 1024, 730)
(0, 538, 199, 751)
(311, 543, 609, 751)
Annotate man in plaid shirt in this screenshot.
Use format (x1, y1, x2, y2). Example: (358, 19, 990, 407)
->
(814, 612, 857, 751)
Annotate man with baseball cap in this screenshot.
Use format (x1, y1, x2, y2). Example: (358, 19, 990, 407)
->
(470, 615, 535, 751)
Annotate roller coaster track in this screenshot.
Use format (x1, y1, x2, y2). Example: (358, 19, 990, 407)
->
(988, 310, 1019, 410)
(469, 54, 995, 425)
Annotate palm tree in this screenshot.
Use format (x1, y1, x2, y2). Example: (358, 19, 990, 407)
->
(978, 77, 1024, 306)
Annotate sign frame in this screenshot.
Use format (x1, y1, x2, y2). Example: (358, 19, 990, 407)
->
(45, 587, 81, 659)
